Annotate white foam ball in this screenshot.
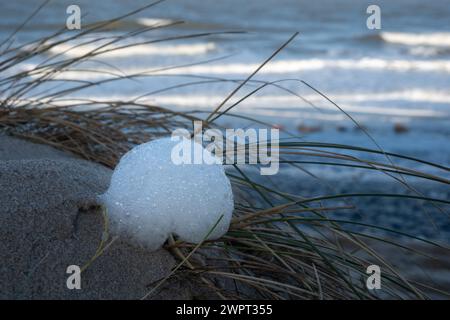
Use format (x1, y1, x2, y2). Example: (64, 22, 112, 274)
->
(100, 137, 234, 250)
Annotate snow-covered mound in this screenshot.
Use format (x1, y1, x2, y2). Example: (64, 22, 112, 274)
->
(100, 137, 234, 250)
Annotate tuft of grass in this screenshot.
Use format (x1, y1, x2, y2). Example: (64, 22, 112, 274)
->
(1, 1, 449, 300)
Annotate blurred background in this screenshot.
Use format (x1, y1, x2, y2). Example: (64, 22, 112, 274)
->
(2, 0, 449, 157)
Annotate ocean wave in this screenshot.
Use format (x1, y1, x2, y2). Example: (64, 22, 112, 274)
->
(140, 95, 448, 118)
(319, 90, 450, 104)
(380, 32, 450, 47)
(144, 91, 450, 106)
(43, 94, 446, 119)
(40, 57, 450, 81)
(156, 58, 450, 74)
(136, 18, 177, 27)
(48, 41, 216, 57)
(407, 46, 450, 57)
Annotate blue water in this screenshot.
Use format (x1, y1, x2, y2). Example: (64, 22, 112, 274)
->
(3, 1, 450, 132)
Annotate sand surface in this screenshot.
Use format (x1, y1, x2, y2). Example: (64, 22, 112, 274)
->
(0, 135, 189, 299)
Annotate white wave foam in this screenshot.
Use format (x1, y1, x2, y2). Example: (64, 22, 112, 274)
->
(42, 93, 446, 119)
(136, 18, 176, 26)
(36, 57, 450, 80)
(321, 90, 450, 104)
(408, 46, 446, 57)
(380, 32, 450, 47)
(49, 42, 216, 57)
(153, 58, 450, 74)
(144, 95, 447, 118)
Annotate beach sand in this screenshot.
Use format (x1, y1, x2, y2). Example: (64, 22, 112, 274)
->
(0, 135, 191, 299)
